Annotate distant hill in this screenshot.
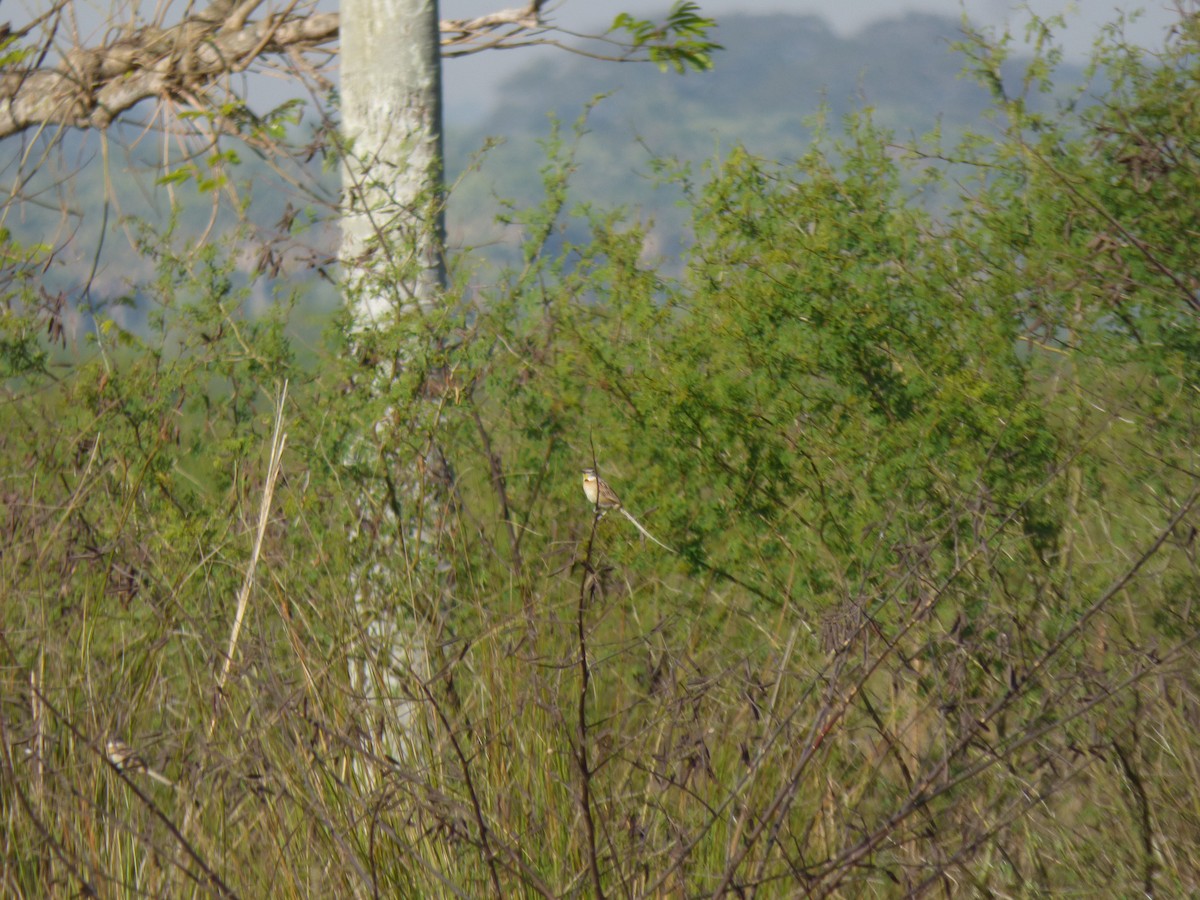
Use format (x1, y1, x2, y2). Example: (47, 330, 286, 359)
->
(458, 13, 1021, 152)
(445, 12, 1088, 262)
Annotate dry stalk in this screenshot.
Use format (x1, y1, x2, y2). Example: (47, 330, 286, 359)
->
(210, 381, 289, 731)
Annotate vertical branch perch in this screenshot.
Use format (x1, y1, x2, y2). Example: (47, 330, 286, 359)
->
(575, 507, 605, 899)
(212, 381, 289, 724)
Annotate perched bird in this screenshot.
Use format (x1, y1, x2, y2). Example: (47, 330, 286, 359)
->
(106, 737, 175, 787)
(581, 467, 673, 552)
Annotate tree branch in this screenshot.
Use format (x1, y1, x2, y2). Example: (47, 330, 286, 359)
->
(0, 9, 338, 137)
(441, 1, 546, 47)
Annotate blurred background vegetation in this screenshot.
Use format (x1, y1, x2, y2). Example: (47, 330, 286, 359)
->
(2, 7, 1200, 897)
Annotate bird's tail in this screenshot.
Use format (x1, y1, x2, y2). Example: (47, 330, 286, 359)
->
(619, 508, 674, 552)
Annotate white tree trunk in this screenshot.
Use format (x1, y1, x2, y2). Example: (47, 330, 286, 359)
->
(339, 0, 448, 758)
(341, 0, 446, 322)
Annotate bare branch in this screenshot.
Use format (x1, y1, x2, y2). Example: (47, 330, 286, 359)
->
(0, 7, 337, 138)
(441, 1, 546, 45)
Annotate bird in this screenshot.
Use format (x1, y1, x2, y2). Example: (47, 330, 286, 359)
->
(106, 737, 175, 787)
(581, 467, 674, 552)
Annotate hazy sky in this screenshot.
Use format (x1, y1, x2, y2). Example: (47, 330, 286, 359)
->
(442, 1, 1180, 122)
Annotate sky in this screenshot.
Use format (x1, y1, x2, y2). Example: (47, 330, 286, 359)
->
(442, 0, 1182, 122)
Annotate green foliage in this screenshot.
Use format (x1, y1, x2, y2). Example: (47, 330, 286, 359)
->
(155, 149, 242, 193)
(0, 229, 55, 379)
(0, 30, 32, 68)
(612, 1, 723, 73)
(4, 8, 1200, 898)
